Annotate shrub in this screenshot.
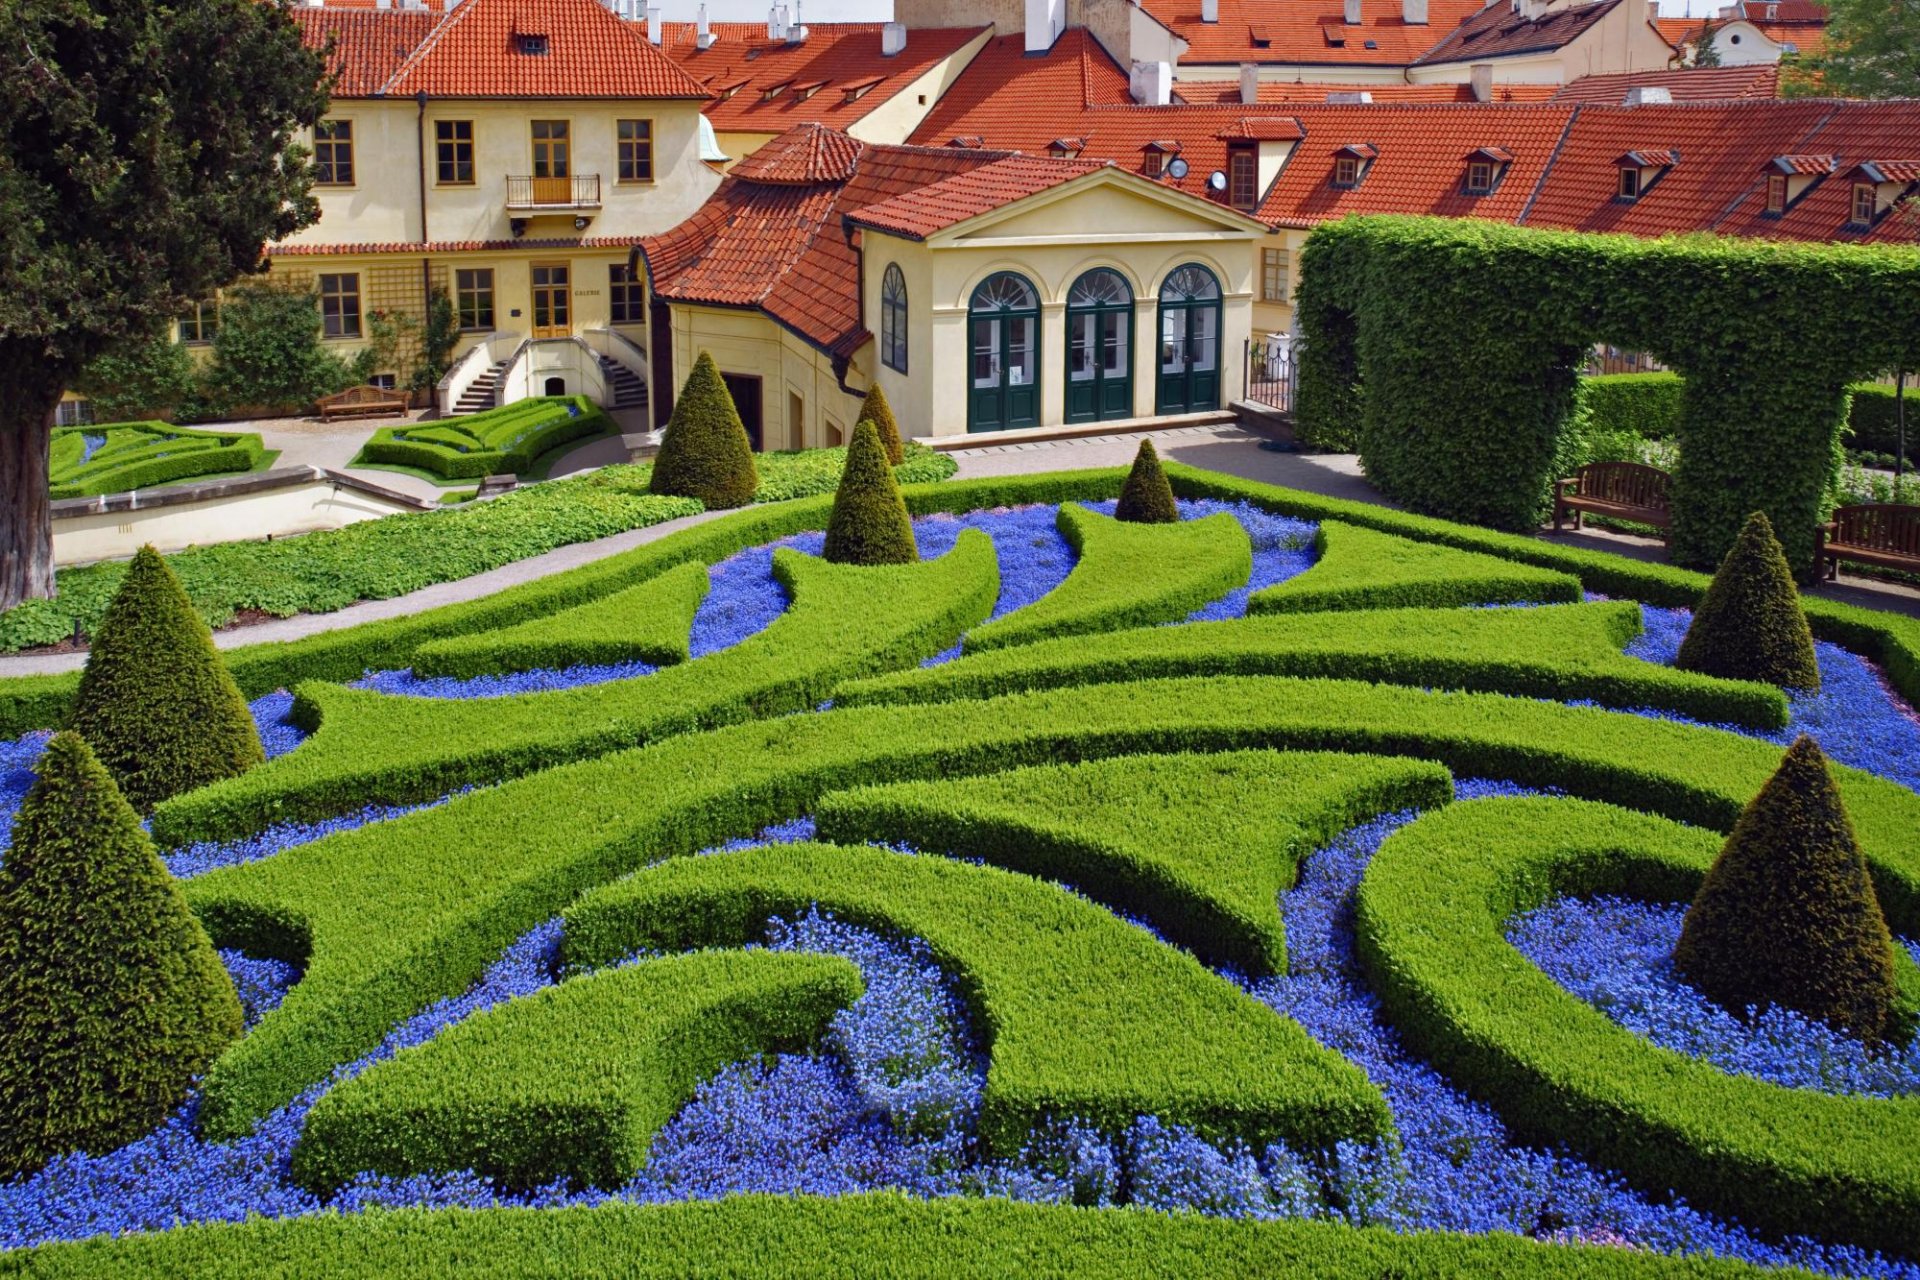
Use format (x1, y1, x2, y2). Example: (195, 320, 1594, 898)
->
(72, 325, 211, 424)
(1673, 511, 1820, 690)
(206, 283, 355, 414)
(824, 421, 917, 565)
(1113, 440, 1178, 524)
(358, 397, 609, 481)
(1673, 736, 1900, 1042)
(48, 423, 271, 499)
(856, 383, 905, 466)
(0, 732, 242, 1179)
(649, 352, 758, 509)
(1578, 373, 1685, 443)
(1250, 521, 1580, 614)
(68, 546, 263, 811)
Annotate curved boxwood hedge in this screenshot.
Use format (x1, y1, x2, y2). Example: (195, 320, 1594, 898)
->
(1249, 520, 1581, 614)
(409, 560, 710, 680)
(1354, 795, 1920, 1256)
(49, 423, 271, 499)
(356, 397, 608, 481)
(0, 1192, 1811, 1278)
(963, 503, 1251, 652)
(813, 750, 1451, 975)
(562, 841, 1392, 1156)
(293, 950, 862, 1193)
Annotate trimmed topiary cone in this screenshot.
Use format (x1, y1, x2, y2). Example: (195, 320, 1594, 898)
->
(0, 732, 244, 1178)
(68, 545, 264, 812)
(1673, 510, 1820, 690)
(1114, 439, 1179, 524)
(824, 420, 918, 566)
(856, 383, 906, 466)
(1673, 735, 1899, 1043)
(649, 351, 759, 510)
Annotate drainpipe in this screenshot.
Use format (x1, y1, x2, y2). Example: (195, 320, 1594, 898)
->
(417, 91, 432, 399)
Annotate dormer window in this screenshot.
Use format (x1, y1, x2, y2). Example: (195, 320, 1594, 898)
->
(1332, 143, 1376, 189)
(1766, 173, 1787, 214)
(1614, 150, 1677, 203)
(793, 81, 825, 101)
(1843, 161, 1920, 229)
(1617, 166, 1641, 200)
(1143, 140, 1181, 178)
(762, 80, 792, 101)
(515, 33, 549, 55)
(1852, 182, 1878, 226)
(842, 76, 882, 103)
(1467, 161, 1494, 193)
(1463, 146, 1513, 196)
(1049, 137, 1086, 160)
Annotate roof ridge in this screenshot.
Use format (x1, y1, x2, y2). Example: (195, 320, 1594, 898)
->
(377, 0, 462, 95)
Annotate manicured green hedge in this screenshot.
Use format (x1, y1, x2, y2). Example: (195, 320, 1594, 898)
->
(814, 750, 1451, 975)
(1578, 373, 1686, 444)
(48, 423, 271, 499)
(152, 535, 999, 845)
(409, 560, 710, 680)
(1844, 381, 1915, 464)
(1249, 521, 1580, 614)
(563, 841, 1390, 1156)
(0, 1193, 1812, 1278)
(837, 601, 1790, 731)
(1295, 215, 1920, 574)
(357, 397, 608, 480)
(293, 951, 861, 1193)
(1355, 795, 1920, 1256)
(963, 503, 1251, 652)
(179, 674, 1920, 1138)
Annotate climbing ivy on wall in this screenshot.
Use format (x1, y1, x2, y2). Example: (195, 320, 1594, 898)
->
(1294, 216, 1920, 576)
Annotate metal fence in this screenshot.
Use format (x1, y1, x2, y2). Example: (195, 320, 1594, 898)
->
(1245, 336, 1297, 414)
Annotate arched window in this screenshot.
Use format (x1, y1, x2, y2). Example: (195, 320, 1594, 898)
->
(967, 271, 1041, 432)
(880, 264, 908, 374)
(1156, 263, 1223, 415)
(1065, 268, 1134, 424)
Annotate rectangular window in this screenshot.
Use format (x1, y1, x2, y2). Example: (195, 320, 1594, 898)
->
(318, 273, 362, 340)
(1333, 156, 1359, 187)
(314, 120, 354, 186)
(617, 119, 654, 184)
(436, 120, 474, 185)
(1851, 182, 1878, 226)
(1617, 167, 1641, 200)
(368, 372, 397, 391)
(1466, 161, 1494, 194)
(176, 301, 218, 345)
(1261, 248, 1290, 303)
(55, 398, 94, 427)
(609, 263, 643, 325)
(1228, 149, 1258, 212)
(531, 120, 570, 178)
(455, 268, 495, 331)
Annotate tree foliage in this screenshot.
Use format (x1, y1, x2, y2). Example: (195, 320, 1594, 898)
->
(72, 324, 209, 424)
(1114, 439, 1179, 524)
(207, 284, 354, 415)
(823, 420, 918, 565)
(856, 384, 905, 466)
(1784, 0, 1920, 99)
(0, 731, 243, 1178)
(649, 352, 759, 510)
(1674, 511, 1821, 690)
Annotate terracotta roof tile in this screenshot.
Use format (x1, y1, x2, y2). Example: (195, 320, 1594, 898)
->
(1140, 0, 1488, 66)
(1216, 116, 1308, 140)
(1178, 80, 1559, 104)
(1415, 0, 1624, 65)
(292, 8, 437, 98)
(381, 0, 708, 99)
(1552, 65, 1782, 103)
(727, 122, 862, 183)
(269, 234, 647, 255)
(1773, 152, 1836, 174)
(847, 154, 1108, 239)
(911, 30, 1132, 148)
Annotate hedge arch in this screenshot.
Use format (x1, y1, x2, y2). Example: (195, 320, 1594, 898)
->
(1294, 216, 1920, 576)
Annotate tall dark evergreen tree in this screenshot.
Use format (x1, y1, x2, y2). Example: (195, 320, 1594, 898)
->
(1114, 439, 1179, 524)
(855, 383, 906, 466)
(0, 0, 328, 608)
(824, 420, 917, 565)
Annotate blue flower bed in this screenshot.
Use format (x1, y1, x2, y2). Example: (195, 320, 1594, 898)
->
(1510, 894, 1920, 1099)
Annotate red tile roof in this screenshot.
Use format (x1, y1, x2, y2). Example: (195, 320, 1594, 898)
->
(292, 8, 437, 98)
(1177, 80, 1559, 104)
(654, 22, 988, 133)
(376, 0, 708, 99)
(911, 30, 1133, 148)
(1748, 19, 1827, 55)
(846, 154, 1109, 239)
(1551, 65, 1782, 103)
(269, 234, 647, 256)
(1773, 152, 1836, 174)
(728, 122, 863, 183)
(1860, 160, 1920, 183)
(1137, 0, 1489, 67)
(1414, 0, 1632, 65)
(1216, 116, 1309, 139)
(1653, 16, 1703, 45)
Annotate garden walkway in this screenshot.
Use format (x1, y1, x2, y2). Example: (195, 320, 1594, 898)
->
(2, 422, 1913, 678)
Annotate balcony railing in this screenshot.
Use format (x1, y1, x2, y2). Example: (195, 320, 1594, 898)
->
(505, 174, 602, 210)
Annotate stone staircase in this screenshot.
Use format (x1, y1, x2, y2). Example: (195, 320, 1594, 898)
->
(598, 355, 648, 410)
(452, 360, 508, 415)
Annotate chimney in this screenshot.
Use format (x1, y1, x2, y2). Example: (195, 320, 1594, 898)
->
(882, 21, 908, 55)
(1402, 0, 1428, 21)
(1326, 90, 1374, 102)
(788, 0, 807, 42)
(1130, 60, 1173, 106)
(1025, 0, 1066, 52)
(646, 5, 662, 42)
(1469, 62, 1494, 101)
(1201, 0, 1219, 20)
(696, 3, 714, 47)
(1343, 0, 1362, 24)
(1624, 85, 1674, 104)
(768, 3, 789, 40)
(1239, 63, 1260, 104)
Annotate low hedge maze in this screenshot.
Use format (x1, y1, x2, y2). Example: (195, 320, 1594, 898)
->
(356, 397, 609, 481)
(48, 423, 272, 499)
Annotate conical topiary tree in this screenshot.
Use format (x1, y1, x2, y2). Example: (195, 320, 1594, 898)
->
(823, 420, 917, 566)
(649, 351, 759, 510)
(1673, 735, 1899, 1042)
(0, 732, 244, 1178)
(1114, 438, 1179, 524)
(1673, 510, 1820, 690)
(856, 383, 905, 466)
(68, 545, 263, 812)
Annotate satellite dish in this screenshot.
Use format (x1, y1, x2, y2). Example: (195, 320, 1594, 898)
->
(1207, 169, 1228, 192)
(1167, 157, 1190, 180)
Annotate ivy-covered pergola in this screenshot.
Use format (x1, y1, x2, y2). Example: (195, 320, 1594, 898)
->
(1293, 216, 1920, 576)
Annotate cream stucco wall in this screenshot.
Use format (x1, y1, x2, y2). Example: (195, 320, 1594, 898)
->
(847, 29, 999, 145)
(665, 305, 867, 451)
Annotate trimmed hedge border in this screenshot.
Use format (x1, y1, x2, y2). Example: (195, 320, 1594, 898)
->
(409, 560, 710, 680)
(293, 950, 862, 1193)
(49, 423, 270, 499)
(0, 1192, 1812, 1278)
(1355, 795, 1920, 1256)
(357, 397, 608, 481)
(180, 675, 1920, 1139)
(1251, 520, 1580, 614)
(562, 841, 1393, 1156)
(836, 601, 1791, 731)
(813, 750, 1452, 976)
(963, 503, 1250, 652)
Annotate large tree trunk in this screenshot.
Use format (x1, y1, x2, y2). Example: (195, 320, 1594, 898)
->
(0, 353, 67, 610)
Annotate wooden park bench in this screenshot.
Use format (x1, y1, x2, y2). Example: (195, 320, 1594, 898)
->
(1552, 461, 1672, 538)
(475, 474, 519, 499)
(1819, 503, 1920, 580)
(317, 385, 408, 421)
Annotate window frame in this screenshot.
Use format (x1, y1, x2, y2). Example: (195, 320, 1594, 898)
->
(1227, 147, 1258, 212)
(531, 120, 571, 179)
(455, 267, 496, 332)
(314, 119, 355, 187)
(176, 300, 219, 346)
(1333, 155, 1360, 188)
(1765, 173, 1788, 214)
(1851, 182, 1878, 226)
(1617, 166, 1642, 201)
(435, 119, 475, 186)
(609, 262, 644, 325)
(1466, 160, 1495, 195)
(1261, 248, 1289, 303)
(880, 263, 909, 375)
(617, 119, 655, 185)
(317, 272, 363, 341)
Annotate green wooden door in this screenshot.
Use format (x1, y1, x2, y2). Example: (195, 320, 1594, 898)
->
(1065, 269, 1134, 425)
(967, 273, 1042, 433)
(1155, 264, 1222, 416)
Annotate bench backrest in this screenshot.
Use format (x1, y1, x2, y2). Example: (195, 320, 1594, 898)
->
(1573, 461, 1670, 510)
(319, 385, 404, 409)
(1830, 503, 1920, 556)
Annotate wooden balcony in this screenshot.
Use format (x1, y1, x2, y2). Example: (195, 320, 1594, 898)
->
(504, 174, 602, 211)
